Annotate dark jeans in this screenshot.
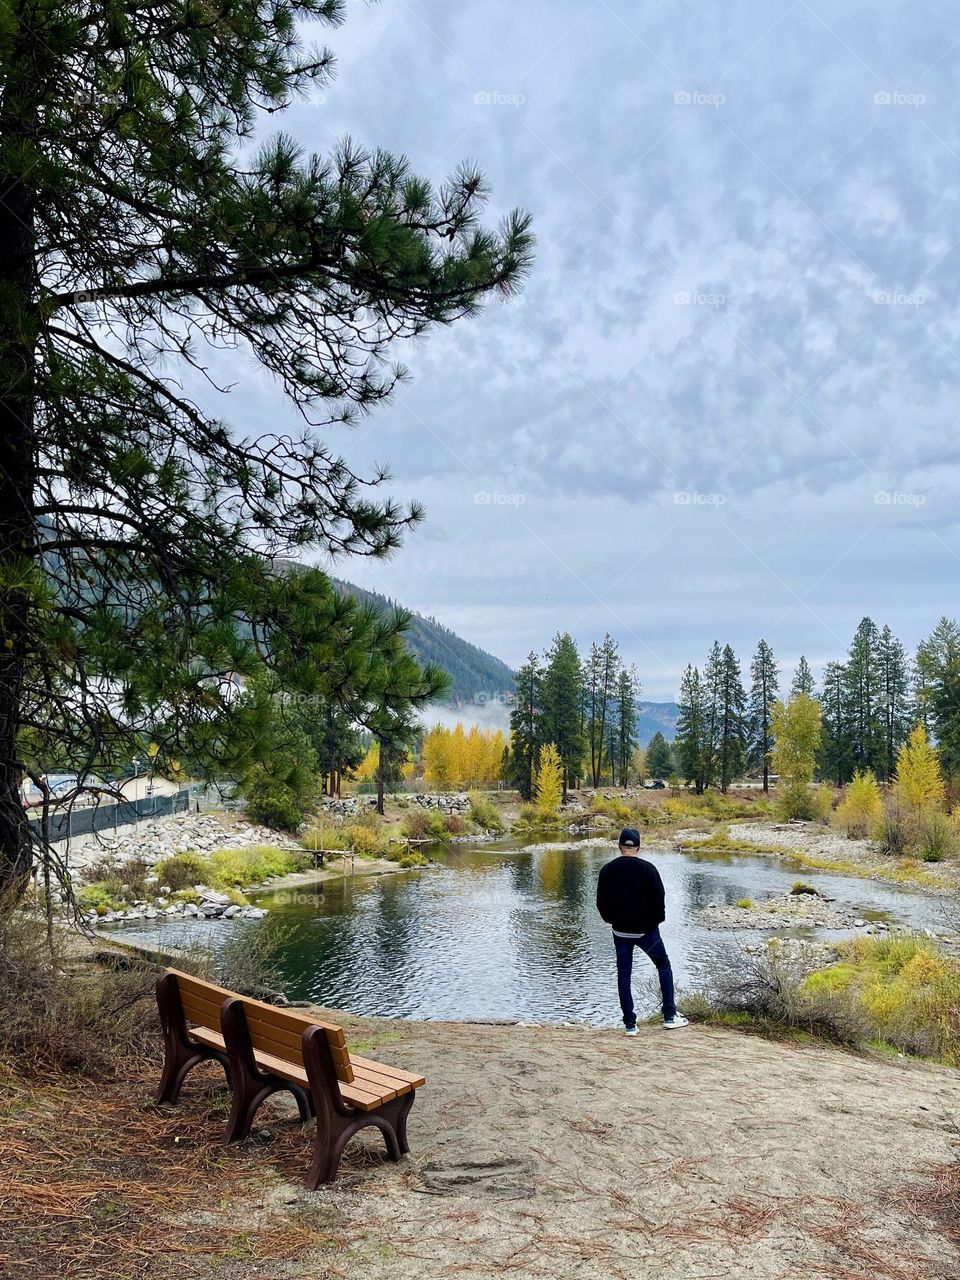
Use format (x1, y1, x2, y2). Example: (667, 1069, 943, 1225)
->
(614, 928, 676, 1026)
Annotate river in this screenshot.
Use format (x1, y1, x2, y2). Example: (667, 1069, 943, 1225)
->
(106, 838, 950, 1026)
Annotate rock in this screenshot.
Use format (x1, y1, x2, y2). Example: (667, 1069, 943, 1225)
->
(222, 904, 240, 919)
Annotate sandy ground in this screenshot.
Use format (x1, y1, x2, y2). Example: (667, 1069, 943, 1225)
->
(204, 1012, 960, 1280)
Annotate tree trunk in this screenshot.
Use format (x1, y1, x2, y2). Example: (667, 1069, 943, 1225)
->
(0, 53, 39, 904)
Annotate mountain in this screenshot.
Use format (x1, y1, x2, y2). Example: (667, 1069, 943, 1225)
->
(636, 702, 681, 746)
(333, 580, 679, 741)
(332, 580, 516, 706)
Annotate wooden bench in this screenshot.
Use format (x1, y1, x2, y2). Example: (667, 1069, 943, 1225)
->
(155, 969, 424, 1186)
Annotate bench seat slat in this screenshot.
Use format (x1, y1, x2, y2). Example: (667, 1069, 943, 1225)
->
(251, 1047, 398, 1112)
(349, 1055, 426, 1089)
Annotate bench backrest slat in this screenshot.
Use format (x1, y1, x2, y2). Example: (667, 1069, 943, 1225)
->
(230, 994, 354, 1085)
(166, 969, 236, 1033)
(163, 969, 354, 1085)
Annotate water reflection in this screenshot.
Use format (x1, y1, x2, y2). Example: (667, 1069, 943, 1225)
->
(110, 841, 945, 1026)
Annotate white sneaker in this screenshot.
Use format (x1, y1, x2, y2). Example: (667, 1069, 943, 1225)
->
(624, 1025, 638, 1037)
(663, 1014, 689, 1029)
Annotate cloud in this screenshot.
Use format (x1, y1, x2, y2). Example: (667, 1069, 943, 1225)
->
(192, 0, 960, 696)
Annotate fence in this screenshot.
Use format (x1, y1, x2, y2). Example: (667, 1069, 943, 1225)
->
(28, 788, 193, 844)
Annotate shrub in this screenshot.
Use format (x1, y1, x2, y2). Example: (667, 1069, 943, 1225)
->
(468, 792, 505, 834)
(207, 846, 297, 887)
(833, 770, 883, 838)
(402, 810, 432, 840)
(153, 851, 209, 892)
(777, 782, 831, 822)
(244, 773, 311, 831)
(790, 881, 819, 896)
(301, 826, 342, 853)
(76, 882, 121, 914)
(878, 806, 910, 857)
(916, 810, 957, 863)
(0, 911, 157, 1077)
(735, 898, 754, 909)
(444, 813, 467, 835)
(397, 853, 429, 869)
(426, 811, 451, 842)
(342, 824, 387, 858)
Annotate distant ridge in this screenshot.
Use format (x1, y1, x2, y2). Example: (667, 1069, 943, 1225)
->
(332, 579, 516, 706)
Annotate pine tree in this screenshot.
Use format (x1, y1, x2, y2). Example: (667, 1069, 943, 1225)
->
(716, 644, 747, 792)
(703, 642, 724, 790)
(791, 656, 815, 696)
(747, 639, 779, 792)
(877, 625, 912, 780)
(820, 660, 853, 786)
(676, 665, 709, 793)
(586, 635, 621, 787)
(539, 633, 584, 800)
(615, 666, 641, 786)
(508, 654, 541, 800)
(916, 618, 960, 777)
(844, 618, 884, 773)
(0, 0, 531, 899)
(645, 732, 673, 780)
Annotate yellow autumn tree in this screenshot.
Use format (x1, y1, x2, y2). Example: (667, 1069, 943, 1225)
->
(352, 741, 379, 785)
(535, 743, 563, 815)
(421, 723, 504, 788)
(833, 769, 883, 838)
(771, 693, 828, 820)
(894, 725, 945, 811)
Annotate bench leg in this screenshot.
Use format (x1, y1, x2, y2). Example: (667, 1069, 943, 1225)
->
(304, 1093, 417, 1189)
(156, 1041, 204, 1106)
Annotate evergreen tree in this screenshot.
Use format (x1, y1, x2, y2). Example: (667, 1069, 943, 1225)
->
(645, 732, 674, 780)
(844, 618, 884, 773)
(676, 665, 709, 793)
(791, 656, 815, 696)
(716, 644, 747, 792)
(820, 660, 852, 786)
(916, 618, 960, 776)
(508, 653, 541, 800)
(0, 0, 531, 899)
(614, 665, 641, 786)
(586, 635, 621, 787)
(747, 639, 779, 792)
(539, 633, 584, 801)
(703, 641, 724, 790)
(877, 625, 912, 780)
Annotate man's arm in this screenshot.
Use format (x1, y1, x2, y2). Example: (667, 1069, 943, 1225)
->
(596, 867, 611, 922)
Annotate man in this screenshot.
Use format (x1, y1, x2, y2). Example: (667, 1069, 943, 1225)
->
(596, 827, 688, 1035)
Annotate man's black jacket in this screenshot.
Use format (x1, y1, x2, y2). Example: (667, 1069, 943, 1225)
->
(595, 855, 666, 935)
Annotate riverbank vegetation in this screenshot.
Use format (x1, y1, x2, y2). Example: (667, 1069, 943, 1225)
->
(685, 935, 960, 1066)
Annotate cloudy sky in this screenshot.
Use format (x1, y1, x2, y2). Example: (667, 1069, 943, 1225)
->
(226, 0, 960, 698)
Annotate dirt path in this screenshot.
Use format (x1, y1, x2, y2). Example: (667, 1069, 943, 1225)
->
(230, 1014, 960, 1280)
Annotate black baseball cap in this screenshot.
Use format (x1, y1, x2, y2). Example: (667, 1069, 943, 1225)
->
(618, 828, 640, 848)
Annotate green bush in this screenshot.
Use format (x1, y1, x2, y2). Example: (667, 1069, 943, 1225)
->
(207, 845, 298, 887)
(735, 897, 754, 909)
(468, 792, 505, 834)
(76, 882, 121, 914)
(154, 851, 209, 892)
(244, 772, 314, 831)
(426, 811, 451, 841)
(777, 782, 831, 822)
(791, 881, 819, 896)
(917, 810, 957, 862)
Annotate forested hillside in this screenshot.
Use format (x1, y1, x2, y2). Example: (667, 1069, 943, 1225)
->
(333, 580, 517, 705)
